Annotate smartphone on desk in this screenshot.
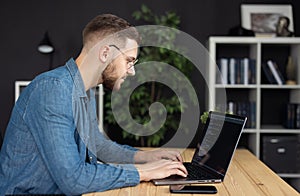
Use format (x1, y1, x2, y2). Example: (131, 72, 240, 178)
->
(170, 185, 217, 194)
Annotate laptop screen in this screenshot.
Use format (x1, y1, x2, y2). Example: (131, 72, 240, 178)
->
(191, 111, 247, 176)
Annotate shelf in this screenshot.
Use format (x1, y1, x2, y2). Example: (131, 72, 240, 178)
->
(210, 36, 300, 44)
(260, 84, 300, 89)
(260, 128, 300, 134)
(260, 130, 300, 134)
(260, 124, 300, 131)
(215, 84, 300, 89)
(242, 128, 257, 133)
(215, 84, 257, 89)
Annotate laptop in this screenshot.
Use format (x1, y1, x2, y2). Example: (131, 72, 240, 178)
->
(153, 111, 247, 185)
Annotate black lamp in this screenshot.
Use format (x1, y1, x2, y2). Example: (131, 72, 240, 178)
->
(37, 31, 54, 54)
(38, 31, 55, 70)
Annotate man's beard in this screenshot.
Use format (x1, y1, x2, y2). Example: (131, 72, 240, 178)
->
(102, 62, 119, 90)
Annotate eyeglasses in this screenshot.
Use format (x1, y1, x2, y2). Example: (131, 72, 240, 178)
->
(109, 44, 138, 70)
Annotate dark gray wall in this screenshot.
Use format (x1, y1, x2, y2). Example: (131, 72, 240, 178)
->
(1, 0, 299, 141)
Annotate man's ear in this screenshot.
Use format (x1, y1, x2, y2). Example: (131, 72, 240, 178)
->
(98, 45, 110, 63)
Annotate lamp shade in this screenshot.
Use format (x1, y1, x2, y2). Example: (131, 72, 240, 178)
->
(38, 32, 54, 54)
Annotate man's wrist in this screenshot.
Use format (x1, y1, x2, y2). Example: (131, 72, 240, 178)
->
(135, 164, 149, 182)
(134, 150, 147, 163)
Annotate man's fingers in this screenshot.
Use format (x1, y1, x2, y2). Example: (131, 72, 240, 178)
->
(174, 169, 188, 178)
(175, 152, 183, 162)
(175, 162, 188, 176)
(161, 150, 183, 162)
(136, 159, 188, 181)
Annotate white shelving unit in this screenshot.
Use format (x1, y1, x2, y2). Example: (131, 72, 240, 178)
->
(208, 37, 300, 182)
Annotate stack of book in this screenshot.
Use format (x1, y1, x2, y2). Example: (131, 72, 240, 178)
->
(284, 103, 300, 129)
(216, 58, 256, 85)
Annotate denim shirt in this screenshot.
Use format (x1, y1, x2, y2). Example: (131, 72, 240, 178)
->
(0, 59, 140, 195)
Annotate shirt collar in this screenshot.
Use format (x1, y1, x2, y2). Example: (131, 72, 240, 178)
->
(66, 58, 87, 98)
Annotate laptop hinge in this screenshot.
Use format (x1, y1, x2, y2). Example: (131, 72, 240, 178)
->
(191, 161, 224, 178)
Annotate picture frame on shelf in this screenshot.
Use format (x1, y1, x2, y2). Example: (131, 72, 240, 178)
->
(241, 4, 294, 37)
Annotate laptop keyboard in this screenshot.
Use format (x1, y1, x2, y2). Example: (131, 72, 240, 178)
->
(184, 163, 214, 180)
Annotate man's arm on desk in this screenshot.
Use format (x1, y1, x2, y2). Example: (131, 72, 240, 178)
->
(134, 149, 183, 163)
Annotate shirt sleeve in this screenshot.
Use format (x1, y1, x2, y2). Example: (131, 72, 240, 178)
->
(93, 130, 140, 163)
(24, 79, 140, 195)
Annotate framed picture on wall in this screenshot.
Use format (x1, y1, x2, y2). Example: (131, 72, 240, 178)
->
(241, 4, 294, 37)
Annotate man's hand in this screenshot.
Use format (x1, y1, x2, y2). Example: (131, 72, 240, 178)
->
(134, 149, 183, 163)
(135, 159, 188, 181)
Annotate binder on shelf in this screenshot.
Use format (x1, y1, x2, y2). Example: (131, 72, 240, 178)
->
(242, 58, 249, 85)
(284, 103, 300, 129)
(284, 103, 294, 129)
(249, 59, 256, 84)
(227, 101, 236, 114)
(262, 63, 277, 84)
(267, 60, 285, 85)
(220, 58, 228, 84)
(250, 102, 256, 128)
(229, 58, 235, 85)
(236, 59, 241, 84)
(295, 104, 300, 129)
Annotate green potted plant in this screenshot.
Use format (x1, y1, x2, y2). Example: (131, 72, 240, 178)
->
(104, 5, 194, 147)
(200, 111, 209, 124)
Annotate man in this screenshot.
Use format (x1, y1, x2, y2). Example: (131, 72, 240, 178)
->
(0, 14, 187, 195)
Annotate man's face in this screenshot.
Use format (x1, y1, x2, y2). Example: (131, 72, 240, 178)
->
(102, 39, 138, 91)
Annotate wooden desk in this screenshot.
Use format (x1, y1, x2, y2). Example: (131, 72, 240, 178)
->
(85, 148, 299, 196)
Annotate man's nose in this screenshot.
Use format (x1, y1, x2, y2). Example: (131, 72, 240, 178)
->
(127, 66, 135, 76)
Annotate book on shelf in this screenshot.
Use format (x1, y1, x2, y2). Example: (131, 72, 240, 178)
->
(229, 58, 235, 85)
(235, 59, 241, 84)
(243, 58, 249, 85)
(267, 60, 285, 85)
(262, 63, 277, 84)
(235, 101, 256, 128)
(216, 58, 228, 84)
(217, 101, 256, 128)
(284, 103, 300, 129)
(249, 59, 256, 84)
(216, 57, 256, 85)
(220, 58, 228, 84)
(296, 104, 300, 129)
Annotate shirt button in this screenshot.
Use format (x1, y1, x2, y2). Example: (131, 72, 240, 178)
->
(89, 157, 93, 161)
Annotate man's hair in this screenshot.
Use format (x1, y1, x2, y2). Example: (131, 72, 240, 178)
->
(82, 14, 140, 48)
